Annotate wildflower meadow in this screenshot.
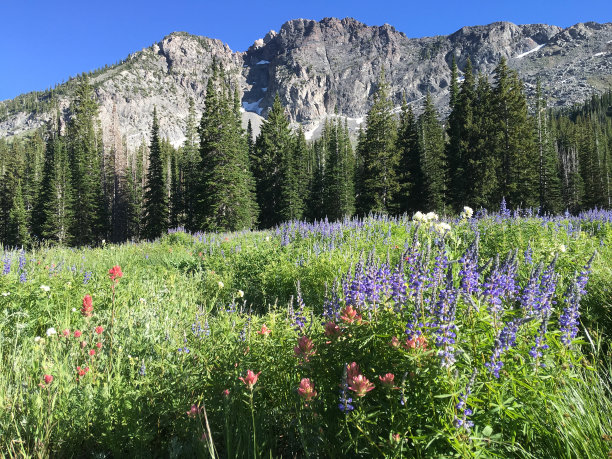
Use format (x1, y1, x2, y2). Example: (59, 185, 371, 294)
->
(1, 207, 612, 457)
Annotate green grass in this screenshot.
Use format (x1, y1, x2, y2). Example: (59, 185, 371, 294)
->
(1, 214, 611, 457)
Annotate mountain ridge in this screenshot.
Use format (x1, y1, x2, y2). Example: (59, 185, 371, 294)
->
(1, 17, 611, 149)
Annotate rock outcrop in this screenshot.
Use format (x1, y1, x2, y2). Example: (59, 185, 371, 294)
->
(1, 18, 611, 149)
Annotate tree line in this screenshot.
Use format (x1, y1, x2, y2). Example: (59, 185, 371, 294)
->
(1, 58, 611, 247)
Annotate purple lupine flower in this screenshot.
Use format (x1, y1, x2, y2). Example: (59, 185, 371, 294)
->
(524, 243, 533, 265)
(432, 274, 458, 368)
(534, 258, 558, 319)
(83, 271, 92, 285)
(323, 281, 341, 321)
(428, 240, 449, 296)
(559, 253, 595, 346)
(482, 251, 518, 321)
(455, 368, 477, 431)
(18, 250, 26, 271)
(2, 254, 11, 275)
(482, 255, 504, 319)
(19, 270, 27, 283)
(458, 238, 480, 300)
(520, 263, 543, 317)
(500, 197, 511, 218)
(486, 318, 531, 378)
(291, 281, 307, 334)
(390, 264, 407, 311)
(529, 315, 550, 361)
(339, 364, 355, 413)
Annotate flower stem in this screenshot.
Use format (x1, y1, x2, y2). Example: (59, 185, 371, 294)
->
(250, 389, 257, 459)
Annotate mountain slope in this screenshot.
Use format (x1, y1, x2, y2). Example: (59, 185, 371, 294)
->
(1, 18, 611, 149)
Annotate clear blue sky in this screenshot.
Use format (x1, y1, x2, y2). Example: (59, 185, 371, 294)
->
(1, 0, 610, 101)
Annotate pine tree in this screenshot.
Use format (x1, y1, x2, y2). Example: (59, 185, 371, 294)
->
(253, 93, 299, 226)
(66, 75, 107, 246)
(7, 180, 29, 247)
(307, 138, 326, 221)
(419, 94, 447, 213)
(468, 73, 499, 209)
(447, 58, 475, 210)
(396, 100, 423, 213)
(143, 107, 169, 239)
(356, 70, 399, 215)
(323, 118, 355, 220)
(197, 71, 258, 231)
(125, 140, 146, 240)
(491, 58, 538, 208)
(534, 80, 562, 213)
(34, 113, 72, 244)
(183, 97, 200, 232)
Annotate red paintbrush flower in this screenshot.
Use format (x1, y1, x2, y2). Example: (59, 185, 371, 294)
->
(108, 265, 123, 282)
(81, 295, 93, 317)
(239, 370, 261, 390)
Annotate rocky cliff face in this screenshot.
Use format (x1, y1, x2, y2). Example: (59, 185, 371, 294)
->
(1, 18, 611, 149)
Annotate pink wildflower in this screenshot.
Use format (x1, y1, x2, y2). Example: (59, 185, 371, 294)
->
(43, 374, 53, 385)
(346, 362, 361, 384)
(257, 324, 271, 336)
(403, 335, 428, 350)
(81, 295, 93, 317)
(297, 378, 317, 402)
(340, 305, 362, 324)
(186, 404, 202, 418)
(294, 336, 316, 361)
(108, 265, 123, 282)
(378, 373, 396, 389)
(239, 370, 261, 390)
(349, 374, 375, 397)
(324, 321, 342, 338)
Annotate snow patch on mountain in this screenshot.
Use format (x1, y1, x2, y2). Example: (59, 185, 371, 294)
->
(515, 44, 544, 59)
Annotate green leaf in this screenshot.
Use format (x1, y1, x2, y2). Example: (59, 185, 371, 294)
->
(482, 425, 493, 437)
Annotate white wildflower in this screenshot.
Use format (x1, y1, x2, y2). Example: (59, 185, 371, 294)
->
(425, 212, 439, 222)
(435, 222, 452, 233)
(237, 290, 244, 298)
(34, 336, 42, 343)
(218, 281, 224, 289)
(413, 211, 425, 222)
(40, 285, 51, 292)
(461, 206, 474, 219)
(1, 292, 10, 297)
(558, 244, 566, 253)
(139, 298, 146, 304)
(46, 327, 57, 337)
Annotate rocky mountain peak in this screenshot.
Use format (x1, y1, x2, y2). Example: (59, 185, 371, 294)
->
(1, 17, 611, 149)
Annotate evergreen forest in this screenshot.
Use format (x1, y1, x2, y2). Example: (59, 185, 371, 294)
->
(1, 58, 611, 247)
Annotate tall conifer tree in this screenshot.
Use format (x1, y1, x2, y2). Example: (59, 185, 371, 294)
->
(253, 94, 298, 226)
(67, 76, 107, 246)
(356, 70, 399, 215)
(143, 107, 169, 239)
(419, 94, 447, 213)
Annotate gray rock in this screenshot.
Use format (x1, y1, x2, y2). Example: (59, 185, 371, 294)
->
(1, 18, 611, 149)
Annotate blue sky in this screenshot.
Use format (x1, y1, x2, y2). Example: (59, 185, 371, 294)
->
(1, 0, 610, 101)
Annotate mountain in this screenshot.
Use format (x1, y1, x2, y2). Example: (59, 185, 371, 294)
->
(1, 18, 611, 149)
